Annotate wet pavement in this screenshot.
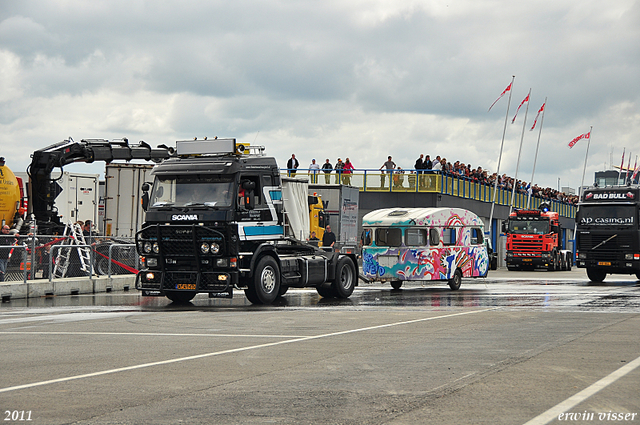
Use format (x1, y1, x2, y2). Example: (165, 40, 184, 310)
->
(2, 267, 639, 312)
(1, 268, 639, 425)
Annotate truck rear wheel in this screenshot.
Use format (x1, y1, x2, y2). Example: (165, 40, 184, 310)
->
(565, 253, 572, 271)
(448, 269, 462, 290)
(245, 256, 280, 304)
(165, 291, 196, 304)
(332, 257, 356, 298)
(587, 268, 606, 283)
(316, 283, 335, 298)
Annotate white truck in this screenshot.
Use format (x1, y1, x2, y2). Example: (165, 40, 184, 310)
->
(16, 170, 100, 229)
(309, 184, 359, 255)
(102, 163, 154, 238)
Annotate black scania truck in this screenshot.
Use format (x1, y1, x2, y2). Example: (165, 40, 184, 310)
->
(135, 138, 357, 304)
(575, 185, 640, 282)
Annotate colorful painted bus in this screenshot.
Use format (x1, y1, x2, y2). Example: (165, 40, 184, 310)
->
(361, 207, 490, 290)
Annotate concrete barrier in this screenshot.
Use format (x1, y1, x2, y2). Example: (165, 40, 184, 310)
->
(0, 275, 137, 302)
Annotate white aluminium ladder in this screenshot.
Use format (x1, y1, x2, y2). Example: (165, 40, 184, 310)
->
(53, 222, 91, 278)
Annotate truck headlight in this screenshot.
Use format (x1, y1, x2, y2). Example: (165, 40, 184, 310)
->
(146, 258, 158, 267)
(143, 242, 152, 254)
(578, 252, 587, 259)
(152, 242, 159, 253)
(200, 242, 210, 254)
(624, 253, 639, 260)
(210, 242, 220, 254)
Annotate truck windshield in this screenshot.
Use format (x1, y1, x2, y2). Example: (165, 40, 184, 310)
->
(150, 175, 234, 208)
(508, 218, 549, 235)
(577, 205, 636, 227)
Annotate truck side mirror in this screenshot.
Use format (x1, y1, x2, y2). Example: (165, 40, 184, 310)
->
(141, 182, 150, 211)
(241, 181, 256, 210)
(501, 222, 507, 233)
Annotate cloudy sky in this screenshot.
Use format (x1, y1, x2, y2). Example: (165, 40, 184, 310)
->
(1, 0, 639, 192)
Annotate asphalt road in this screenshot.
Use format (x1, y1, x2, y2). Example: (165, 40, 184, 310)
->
(1, 268, 639, 425)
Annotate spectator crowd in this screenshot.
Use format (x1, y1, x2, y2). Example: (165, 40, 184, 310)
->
(285, 153, 579, 205)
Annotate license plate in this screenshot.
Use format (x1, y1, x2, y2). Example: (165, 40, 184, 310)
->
(522, 259, 532, 262)
(597, 261, 611, 266)
(176, 283, 196, 290)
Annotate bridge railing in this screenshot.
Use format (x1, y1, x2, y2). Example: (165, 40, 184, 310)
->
(282, 169, 576, 219)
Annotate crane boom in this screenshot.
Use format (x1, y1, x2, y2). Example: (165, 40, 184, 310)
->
(27, 138, 173, 233)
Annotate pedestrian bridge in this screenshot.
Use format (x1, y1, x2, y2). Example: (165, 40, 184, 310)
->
(281, 168, 576, 219)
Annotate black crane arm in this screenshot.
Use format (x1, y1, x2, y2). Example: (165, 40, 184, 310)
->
(27, 138, 173, 232)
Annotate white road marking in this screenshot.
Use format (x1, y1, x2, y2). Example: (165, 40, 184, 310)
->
(0, 331, 310, 338)
(0, 308, 497, 393)
(523, 354, 640, 425)
(0, 312, 136, 325)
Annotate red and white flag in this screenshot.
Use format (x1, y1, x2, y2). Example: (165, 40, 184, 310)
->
(530, 102, 545, 131)
(488, 82, 512, 111)
(511, 93, 530, 123)
(632, 156, 639, 181)
(620, 148, 625, 173)
(568, 131, 591, 149)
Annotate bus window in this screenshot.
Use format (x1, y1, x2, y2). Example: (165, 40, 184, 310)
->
(442, 228, 456, 246)
(471, 228, 483, 245)
(361, 228, 372, 246)
(406, 229, 428, 246)
(375, 228, 402, 247)
(429, 228, 440, 246)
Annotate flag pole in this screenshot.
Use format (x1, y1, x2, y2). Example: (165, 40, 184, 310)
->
(527, 97, 547, 209)
(509, 88, 531, 214)
(579, 126, 593, 201)
(617, 148, 625, 185)
(489, 75, 515, 240)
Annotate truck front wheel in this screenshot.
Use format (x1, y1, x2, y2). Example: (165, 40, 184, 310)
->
(586, 268, 606, 283)
(245, 256, 280, 304)
(332, 257, 356, 298)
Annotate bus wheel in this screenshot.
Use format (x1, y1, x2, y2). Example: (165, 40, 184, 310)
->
(332, 257, 356, 298)
(448, 269, 462, 290)
(586, 268, 606, 283)
(391, 280, 403, 290)
(165, 291, 196, 304)
(245, 256, 280, 304)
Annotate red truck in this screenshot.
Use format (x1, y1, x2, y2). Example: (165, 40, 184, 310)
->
(503, 203, 573, 271)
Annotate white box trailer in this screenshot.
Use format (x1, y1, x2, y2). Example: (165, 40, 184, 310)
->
(17, 170, 100, 227)
(103, 163, 154, 238)
(309, 184, 359, 250)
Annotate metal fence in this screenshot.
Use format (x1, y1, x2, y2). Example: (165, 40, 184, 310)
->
(283, 168, 576, 219)
(0, 234, 138, 284)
